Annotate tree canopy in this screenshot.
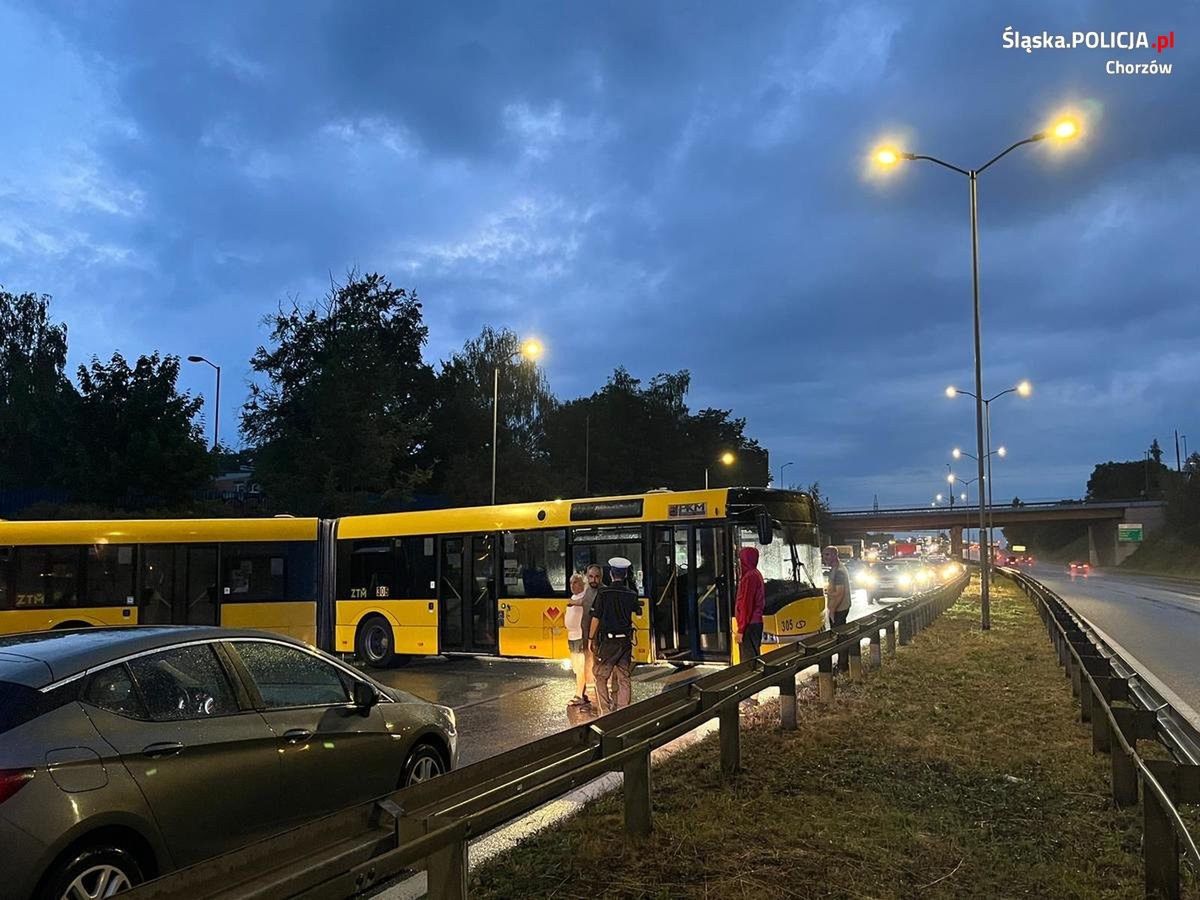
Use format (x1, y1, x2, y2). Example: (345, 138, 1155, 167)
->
(242, 271, 436, 515)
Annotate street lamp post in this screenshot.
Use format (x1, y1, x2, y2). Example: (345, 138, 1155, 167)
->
(492, 338, 543, 505)
(780, 460, 794, 488)
(878, 116, 1079, 630)
(707, 451, 735, 490)
(186, 355, 221, 451)
(950, 380, 1027, 567)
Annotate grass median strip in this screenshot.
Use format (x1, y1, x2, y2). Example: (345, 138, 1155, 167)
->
(470, 576, 1195, 899)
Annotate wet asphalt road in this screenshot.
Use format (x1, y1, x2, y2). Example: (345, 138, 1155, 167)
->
(1026, 563, 1200, 724)
(363, 590, 885, 768)
(367, 655, 721, 766)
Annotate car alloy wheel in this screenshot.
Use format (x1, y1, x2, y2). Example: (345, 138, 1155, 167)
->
(404, 745, 445, 786)
(60, 864, 132, 900)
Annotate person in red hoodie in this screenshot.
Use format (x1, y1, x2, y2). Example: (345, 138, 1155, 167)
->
(735, 546, 765, 664)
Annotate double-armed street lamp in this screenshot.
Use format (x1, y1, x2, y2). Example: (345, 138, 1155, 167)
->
(875, 114, 1080, 631)
(949, 380, 1031, 563)
(186, 355, 221, 451)
(492, 338, 543, 505)
(707, 451, 735, 490)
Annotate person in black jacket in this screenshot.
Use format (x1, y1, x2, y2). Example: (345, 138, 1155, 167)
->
(588, 557, 642, 713)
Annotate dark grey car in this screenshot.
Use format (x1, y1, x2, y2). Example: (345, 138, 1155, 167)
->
(0, 627, 457, 900)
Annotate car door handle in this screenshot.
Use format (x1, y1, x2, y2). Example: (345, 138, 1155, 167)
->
(282, 729, 313, 744)
(142, 741, 184, 758)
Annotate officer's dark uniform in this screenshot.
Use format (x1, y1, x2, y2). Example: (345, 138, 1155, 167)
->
(590, 571, 641, 714)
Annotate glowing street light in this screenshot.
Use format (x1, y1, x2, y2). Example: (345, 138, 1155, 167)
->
(707, 452, 736, 489)
(878, 111, 1084, 630)
(492, 337, 545, 504)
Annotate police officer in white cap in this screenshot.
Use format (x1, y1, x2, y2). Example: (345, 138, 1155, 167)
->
(588, 557, 642, 713)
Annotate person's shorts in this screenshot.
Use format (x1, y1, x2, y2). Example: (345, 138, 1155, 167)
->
(568, 638, 586, 653)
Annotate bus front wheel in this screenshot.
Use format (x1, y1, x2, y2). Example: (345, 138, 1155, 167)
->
(357, 616, 401, 669)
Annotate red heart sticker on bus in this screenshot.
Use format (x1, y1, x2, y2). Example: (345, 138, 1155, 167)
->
(545, 606, 561, 619)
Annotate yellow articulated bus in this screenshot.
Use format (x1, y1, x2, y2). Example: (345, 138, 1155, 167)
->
(0, 517, 325, 643)
(332, 487, 827, 667)
(0, 488, 827, 667)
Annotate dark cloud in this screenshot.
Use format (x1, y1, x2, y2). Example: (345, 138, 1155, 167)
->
(3, 0, 1197, 506)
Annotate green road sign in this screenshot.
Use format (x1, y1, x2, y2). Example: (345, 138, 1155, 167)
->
(1117, 523, 1143, 543)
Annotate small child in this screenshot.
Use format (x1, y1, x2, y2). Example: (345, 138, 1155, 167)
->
(565, 573, 589, 706)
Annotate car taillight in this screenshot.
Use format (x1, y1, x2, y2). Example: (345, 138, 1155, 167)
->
(0, 769, 34, 804)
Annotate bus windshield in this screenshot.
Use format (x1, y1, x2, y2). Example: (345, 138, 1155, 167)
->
(736, 523, 822, 611)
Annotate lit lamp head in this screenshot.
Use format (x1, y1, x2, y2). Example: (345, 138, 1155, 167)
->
(1052, 118, 1079, 140)
(945, 386, 957, 399)
(947, 473, 956, 485)
(874, 148, 899, 166)
(720, 451, 735, 466)
(520, 339, 543, 361)
(997, 446, 1008, 458)
(952, 448, 962, 460)
(1016, 380, 1032, 397)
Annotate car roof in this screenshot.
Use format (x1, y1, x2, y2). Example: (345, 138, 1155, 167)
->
(0, 626, 305, 689)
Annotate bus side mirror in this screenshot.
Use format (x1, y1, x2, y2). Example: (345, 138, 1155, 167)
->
(756, 511, 773, 545)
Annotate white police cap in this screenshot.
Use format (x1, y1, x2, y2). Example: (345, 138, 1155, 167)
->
(608, 556, 632, 572)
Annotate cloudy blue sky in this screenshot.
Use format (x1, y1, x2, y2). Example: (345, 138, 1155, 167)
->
(2, 1, 1196, 508)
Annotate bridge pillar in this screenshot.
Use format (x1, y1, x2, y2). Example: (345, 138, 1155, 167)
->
(949, 527, 963, 560)
(1088, 522, 1118, 568)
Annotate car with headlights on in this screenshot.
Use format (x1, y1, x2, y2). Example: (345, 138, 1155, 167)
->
(1068, 560, 1090, 576)
(0, 627, 456, 900)
(858, 559, 936, 602)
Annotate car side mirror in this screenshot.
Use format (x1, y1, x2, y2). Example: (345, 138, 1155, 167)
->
(756, 511, 773, 546)
(353, 680, 380, 713)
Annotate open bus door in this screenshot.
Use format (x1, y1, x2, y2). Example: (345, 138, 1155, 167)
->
(650, 523, 731, 662)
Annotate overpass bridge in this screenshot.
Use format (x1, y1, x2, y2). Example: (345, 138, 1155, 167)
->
(829, 499, 1167, 567)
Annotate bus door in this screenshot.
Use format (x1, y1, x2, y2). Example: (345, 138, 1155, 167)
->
(694, 525, 730, 657)
(438, 534, 498, 654)
(650, 526, 693, 660)
(138, 545, 219, 626)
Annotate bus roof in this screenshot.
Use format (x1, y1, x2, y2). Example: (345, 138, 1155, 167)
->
(337, 487, 815, 540)
(0, 517, 319, 546)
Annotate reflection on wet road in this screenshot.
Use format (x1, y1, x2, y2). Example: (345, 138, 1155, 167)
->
(367, 656, 720, 766)
(1025, 564, 1200, 725)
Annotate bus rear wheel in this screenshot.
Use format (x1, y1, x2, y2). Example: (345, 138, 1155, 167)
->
(356, 616, 407, 668)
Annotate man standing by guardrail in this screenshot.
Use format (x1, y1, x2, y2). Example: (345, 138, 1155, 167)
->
(589, 556, 642, 714)
(824, 546, 851, 627)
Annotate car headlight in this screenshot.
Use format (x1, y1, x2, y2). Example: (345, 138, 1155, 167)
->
(857, 573, 877, 587)
(898, 573, 913, 587)
(941, 564, 959, 579)
(915, 569, 931, 582)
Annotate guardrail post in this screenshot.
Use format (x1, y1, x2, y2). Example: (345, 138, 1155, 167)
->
(623, 742, 653, 839)
(1079, 677, 1093, 723)
(1111, 745, 1138, 808)
(1143, 760, 1180, 900)
(426, 820, 468, 900)
(886, 622, 896, 657)
(779, 672, 797, 731)
(869, 630, 882, 669)
(1091, 692, 1111, 754)
(898, 614, 912, 645)
(719, 700, 740, 777)
(818, 655, 835, 703)
(848, 640, 864, 681)
(1069, 655, 1082, 698)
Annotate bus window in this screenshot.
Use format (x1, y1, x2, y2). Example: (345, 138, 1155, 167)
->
(736, 525, 821, 607)
(0, 548, 10, 610)
(345, 541, 394, 600)
(15, 547, 79, 609)
(571, 526, 644, 593)
(140, 546, 176, 624)
(222, 543, 287, 602)
(86, 545, 135, 606)
(501, 530, 567, 597)
(394, 537, 437, 598)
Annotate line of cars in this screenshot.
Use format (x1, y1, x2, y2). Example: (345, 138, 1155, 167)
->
(847, 557, 965, 603)
(0, 627, 457, 900)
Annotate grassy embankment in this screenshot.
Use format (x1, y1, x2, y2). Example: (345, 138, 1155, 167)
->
(1118, 533, 1200, 580)
(471, 576, 1197, 899)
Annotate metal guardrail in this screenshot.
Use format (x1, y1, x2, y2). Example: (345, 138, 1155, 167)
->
(123, 575, 969, 900)
(999, 567, 1200, 900)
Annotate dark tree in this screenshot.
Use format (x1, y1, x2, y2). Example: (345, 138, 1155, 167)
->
(0, 289, 78, 489)
(72, 352, 210, 507)
(1150, 438, 1164, 465)
(1087, 458, 1169, 500)
(242, 272, 435, 515)
(427, 326, 556, 505)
